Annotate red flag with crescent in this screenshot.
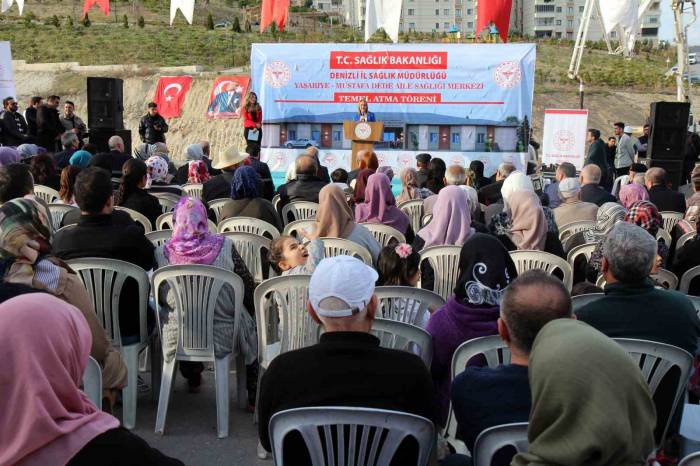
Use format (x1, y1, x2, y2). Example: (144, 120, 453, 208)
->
(82, 0, 110, 16)
(260, 0, 290, 32)
(153, 76, 193, 119)
(206, 75, 250, 119)
(476, 0, 512, 43)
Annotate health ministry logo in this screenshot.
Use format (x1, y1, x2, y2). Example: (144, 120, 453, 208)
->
(264, 60, 291, 88)
(494, 61, 521, 89)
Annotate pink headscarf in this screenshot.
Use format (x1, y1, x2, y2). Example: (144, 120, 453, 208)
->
(508, 190, 547, 250)
(618, 183, 649, 209)
(164, 197, 225, 265)
(355, 173, 410, 234)
(187, 160, 210, 184)
(0, 293, 119, 466)
(417, 185, 474, 248)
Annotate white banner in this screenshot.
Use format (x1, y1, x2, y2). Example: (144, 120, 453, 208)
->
(364, 0, 403, 43)
(542, 109, 588, 169)
(0, 42, 15, 101)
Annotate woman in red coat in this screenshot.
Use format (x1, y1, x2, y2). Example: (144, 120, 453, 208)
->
(241, 92, 263, 156)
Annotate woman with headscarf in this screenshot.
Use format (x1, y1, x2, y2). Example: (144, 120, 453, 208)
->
(0, 146, 21, 166)
(69, 150, 93, 169)
(673, 194, 700, 295)
(29, 153, 60, 191)
(512, 319, 656, 466)
(355, 173, 413, 242)
(17, 143, 41, 160)
(315, 184, 381, 264)
(0, 293, 183, 465)
(133, 143, 155, 161)
(219, 166, 282, 231)
(396, 167, 433, 204)
(352, 168, 375, 205)
(0, 198, 127, 400)
(619, 182, 650, 209)
(145, 155, 182, 196)
(377, 165, 394, 181)
(155, 197, 258, 400)
(115, 159, 162, 229)
(186, 160, 210, 184)
(625, 200, 668, 273)
(174, 143, 215, 184)
(565, 201, 627, 252)
(425, 158, 447, 194)
(426, 233, 518, 424)
(414, 185, 476, 251)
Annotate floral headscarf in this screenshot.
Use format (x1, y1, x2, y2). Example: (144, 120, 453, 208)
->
(625, 200, 663, 237)
(145, 156, 169, 187)
(163, 197, 225, 265)
(187, 160, 210, 184)
(230, 166, 259, 200)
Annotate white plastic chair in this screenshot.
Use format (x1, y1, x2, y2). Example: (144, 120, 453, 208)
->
(47, 203, 78, 231)
(657, 228, 672, 246)
(566, 242, 596, 270)
(82, 356, 103, 410)
(374, 286, 445, 327)
(370, 318, 433, 368)
(679, 452, 700, 466)
(680, 265, 700, 294)
(282, 219, 317, 238)
(269, 407, 435, 466)
(653, 268, 679, 290)
(444, 335, 511, 454)
(67, 257, 156, 429)
(114, 206, 153, 233)
(571, 292, 604, 311)
(151, 192, 180, 213)
(222, 231, 273, 283)
(615, 338, 694, 448)
(208, 198, 231, 223)
(271, 194, 281, 212)
(418, 245, 463, 301)
(421, 213, 433, 227)
(558, 220, 595, 242)
(677, 231, 697, 251)
(320, 237, 373, 265)
(362, 223, 406, 247)
(509, 250, 573, 290)
(398, 199, 424, 234)
(182, 183, 204, 200)
(660, 211, 684, 233)
(218, 216, 280, 239)
(152, 265, 247, 438)
(281, 201, 319, 225)
(33, 185, 60, 204)
(472, 423, 529, 466)
(145, 229, 173, 248)
(611, 175, 628, 197)
(156, 212, 216, 233)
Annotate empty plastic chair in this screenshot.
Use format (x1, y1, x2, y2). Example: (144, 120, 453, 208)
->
(222, 231, 273, 283)
(398, 199, 424, 234)
(362, 223, 406, 247)
(320, 237, 373, 265)
(48, 203, 78, 231)
(182, 183, 204, 200)
(418, 245, 462, 300)
(509, 250, 573, 291)
(281, 201, 319, 226)
(34, 185, 60, 204)
(472, 422, 529, 466)
(208, 198, 231, 223)
(145, 229, 173, 248)
(82, 356, 103, 410)
(660, 211, 684, 234)
(374, 286, 445, 327)
(680, 265, 700, 294)
(282, 219, 317, 238)
(218, 216, 280, 239)
(114, 206, 153, 233)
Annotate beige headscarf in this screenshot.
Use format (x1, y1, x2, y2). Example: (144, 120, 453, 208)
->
(397, 168, 419, 204)
(315, 184, 356, 238)
(507, 190, 547, 251)
(512, 319, 656, 466)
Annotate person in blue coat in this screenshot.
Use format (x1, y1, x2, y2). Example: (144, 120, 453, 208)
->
(354, 99, 376, 122)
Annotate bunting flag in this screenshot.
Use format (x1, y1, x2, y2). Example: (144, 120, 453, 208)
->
(597, 0, 653, 54)
(260, 0, 290, 32)
(1, 0, 24, 14)
(170, 0, 194, 25)
(83, 0, 109, 16)
(153, 76, 193, 119)
(476, 0, 512, 43)
(206, 75, 250, 119)
(364, 0, 402, 43)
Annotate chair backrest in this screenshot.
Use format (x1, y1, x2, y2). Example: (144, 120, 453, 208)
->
(361, 223, 406, 247)
(397, 199, 424, 233)
(182, 183, 204, 200)
(254, 275, 315, 364)
(208, 198, 231, 223)
(421, 213, 433, 228)
(374, 286, 445, 326)
(472, 423, 529, 466)
(145, 229, 173, 248)
(614, 338, 694, 447)
(679, 452, 700, 466)
(571, 293, 604, 311)
(151, 192, 180, 213)
(680, 265, 700, 294)
(660, 211, 684, 233)
(321, 237, 373, 265)
(33, 185, 60, 204)
(68, 257, 150, 346)
(113, 206, 153, 233)
(82, 356, 103, 410)
(271, 194, 281, 212)
(611, 175, 627, 197)
(269, 407, 435, 466)
(657, 228, 672, 246)
(282, 219, 317, 238)
(218, 216, 280, 239)
(152, 264, 244, 359)
(558, 220, 595, 242)
(418, 245, 462, 300)
(677, 231, 696, 251)
(509, 250, 573, 290)
(566, 242, 596, 270)
(47, 203, 78, 231)
(370, 318, 433, 368)
(281, 201, 319, 225)
(654, 268, 679, 290)
(222, 232, 272, 283)
(156, 212, 216, 233)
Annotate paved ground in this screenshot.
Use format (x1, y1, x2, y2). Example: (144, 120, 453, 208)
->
(115, 367, 268, 466)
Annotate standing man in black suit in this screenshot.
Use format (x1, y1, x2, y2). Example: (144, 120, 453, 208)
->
(36, 95, 65, 152)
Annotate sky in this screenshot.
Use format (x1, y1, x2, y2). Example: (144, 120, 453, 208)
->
(658, 0, 700, 45)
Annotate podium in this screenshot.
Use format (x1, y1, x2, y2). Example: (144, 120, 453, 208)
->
(343, 121, 384, 170)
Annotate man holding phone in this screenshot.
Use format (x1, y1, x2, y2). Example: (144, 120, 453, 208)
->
(138, 102, 168, 144)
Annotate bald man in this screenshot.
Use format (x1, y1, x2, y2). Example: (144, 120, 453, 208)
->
(645, 167, 686, 213)
(276, 154, 328, 220)
(105, 135, 131, 174)
(579, 164, 616, 206)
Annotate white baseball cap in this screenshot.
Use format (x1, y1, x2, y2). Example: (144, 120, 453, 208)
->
(309, 256, 379, 318)
(623, 126, 633, 134)
(558, 177, 581, 199)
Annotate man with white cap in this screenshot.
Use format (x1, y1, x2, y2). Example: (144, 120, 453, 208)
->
(202, 146, 248, 204)
(257, 256, 435, 463)
(552, 177, 599, 229)
(613, 122, 635, 177)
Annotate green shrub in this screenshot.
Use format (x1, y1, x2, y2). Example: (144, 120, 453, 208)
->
(138, 16, 145, 28)
(207, 13, 214, 30)
(122, 14, 128, 28)
(82, 13, 91, 27)
(232, 16, 241, 32)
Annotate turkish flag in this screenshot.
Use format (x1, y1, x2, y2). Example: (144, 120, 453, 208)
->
(476, 0, 512, 43)
(83, 0, 109, 16)
(153, 76, 193, 119)
(260, 0, 290, 32)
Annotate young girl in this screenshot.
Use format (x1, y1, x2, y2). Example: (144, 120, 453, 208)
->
(269, 230, 324, 275)
(377, 243, 420, 286)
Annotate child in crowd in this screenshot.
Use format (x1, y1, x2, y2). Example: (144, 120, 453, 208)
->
(269, 230, 324, 276)
(377, 242, 420, 286)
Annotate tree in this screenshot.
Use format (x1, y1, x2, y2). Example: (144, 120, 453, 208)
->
(138, 15, 145, 28)
(122, 14, 128, 28)
(82, 13, 91, 27)
(232, 16, 241, 32)
(51, 14, 60, 27)
(207, 13, 215, 30)
(269, 21, 277, 34)
(244, 18, 252, 32)
(66, 15, 74, 29)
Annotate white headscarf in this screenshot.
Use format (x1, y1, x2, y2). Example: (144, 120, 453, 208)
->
(501, 171, 534, 206)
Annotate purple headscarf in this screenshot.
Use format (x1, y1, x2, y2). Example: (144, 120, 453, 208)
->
(0, 147, 21, 166)
(417, 185, 474, 248)
(355, 173, 410, 233)
(164, 197, 224, 265)
(618, 183, 649, 209)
